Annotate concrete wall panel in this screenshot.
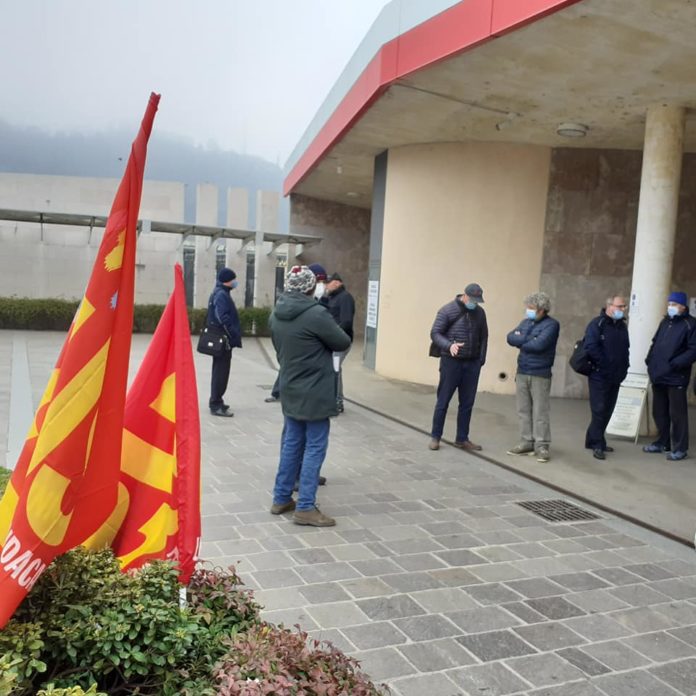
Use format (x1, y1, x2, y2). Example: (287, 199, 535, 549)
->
(376, 141, 551, 394)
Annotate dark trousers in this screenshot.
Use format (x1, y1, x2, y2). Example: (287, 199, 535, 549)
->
(209, 350, 232, 409)
(431, 356, 481, 442)
(652, 383, 689, 453)
(585, 378, 620, 450)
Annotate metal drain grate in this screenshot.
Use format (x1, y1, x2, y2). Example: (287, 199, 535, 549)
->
(516, 499, 600, 523)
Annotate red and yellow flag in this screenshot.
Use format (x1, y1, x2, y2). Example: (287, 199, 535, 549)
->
(0, 93, 160, 627)
(85, 264, 201, 582)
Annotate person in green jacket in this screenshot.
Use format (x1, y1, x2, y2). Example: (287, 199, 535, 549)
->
(269, 266, 351, 527)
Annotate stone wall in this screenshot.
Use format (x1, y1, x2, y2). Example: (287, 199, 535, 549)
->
(289, 194, 370, 336)
(542, 148, 696, 397)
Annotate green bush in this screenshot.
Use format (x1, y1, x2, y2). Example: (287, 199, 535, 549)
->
(0, 297, 271, 336)
(37, 685, 106, 696)
(0, 467, 10, 496)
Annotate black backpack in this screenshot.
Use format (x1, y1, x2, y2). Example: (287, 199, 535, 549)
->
(569, 317, 605, 376)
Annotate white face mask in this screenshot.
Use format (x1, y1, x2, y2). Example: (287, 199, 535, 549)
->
(314, 283, 326, 299)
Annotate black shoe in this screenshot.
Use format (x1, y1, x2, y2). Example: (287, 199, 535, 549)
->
(221, 404, 231, 412)
(604, 446, 614, 452)
(210, 407, 233, 417)
(337, 403, 344, 413)
(593, 448, 605, 460)
(293, 475, 327, 492)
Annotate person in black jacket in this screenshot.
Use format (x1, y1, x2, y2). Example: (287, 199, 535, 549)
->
(506, 292, 560, 463)
(327, 272, 355, 413)
(206, 267, 242, 416)
(583, 296, 630, 460)
(643, 291, 696, 461)
(428, 283, 488, 451)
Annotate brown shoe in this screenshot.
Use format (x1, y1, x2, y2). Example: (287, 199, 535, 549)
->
(293, 507, 336, 527)
(428, 438, 440, 451)
(270, 499, 296, 515)
(454, 440, 482, 451)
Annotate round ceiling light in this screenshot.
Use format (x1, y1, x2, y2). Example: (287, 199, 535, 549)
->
(556, 122, 589, 138)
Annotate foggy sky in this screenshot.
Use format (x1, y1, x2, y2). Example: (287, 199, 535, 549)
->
(0, 0, 389, 165)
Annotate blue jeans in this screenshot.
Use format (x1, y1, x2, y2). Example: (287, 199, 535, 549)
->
(431, 356, 481, 442)
(273, 416, 330, 511)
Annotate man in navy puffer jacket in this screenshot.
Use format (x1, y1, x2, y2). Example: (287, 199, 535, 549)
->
(506, 292, 559, 462)
(428, 283, 488, 452)
(584, 296, 629, 460)
(643, 291, 696, 461)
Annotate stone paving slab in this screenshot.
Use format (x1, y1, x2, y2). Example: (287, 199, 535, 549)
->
(4, 332, 696, 695)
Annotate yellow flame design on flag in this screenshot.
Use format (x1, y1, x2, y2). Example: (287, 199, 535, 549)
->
(118, 503, 178, 569)
(104, 231, 125, 272)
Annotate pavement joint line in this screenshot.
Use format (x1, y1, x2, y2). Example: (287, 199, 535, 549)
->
(7, 333, 34, 471)
(255, 336, 695, 551)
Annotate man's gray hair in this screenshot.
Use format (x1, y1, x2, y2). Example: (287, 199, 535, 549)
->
(524, 291, 551, 312)
(606, 295, 625, 306)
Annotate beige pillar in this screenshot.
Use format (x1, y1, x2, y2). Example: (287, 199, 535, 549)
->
(254, 190, 279, 308)
(629, 104, 685, 372)
(194, 184, 218, 308)
(227, 188, 249, 305)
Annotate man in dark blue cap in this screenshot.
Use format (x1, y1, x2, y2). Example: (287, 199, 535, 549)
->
(644, 291, 696, 460)
(428, 282, 488, 451)
(206, 267, 242, 416)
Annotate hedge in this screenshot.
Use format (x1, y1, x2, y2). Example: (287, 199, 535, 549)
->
(0, 298, 271, 337)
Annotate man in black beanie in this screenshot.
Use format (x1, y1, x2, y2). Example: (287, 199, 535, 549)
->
(207, 267, 242, 416)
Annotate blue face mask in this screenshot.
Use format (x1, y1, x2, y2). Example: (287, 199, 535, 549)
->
(525, 308, 537, 321)
(667, 305, 679, 318)
(231, 280, 239, 290)
(613, 310, 624, 320)
(465, 301, 477, 310)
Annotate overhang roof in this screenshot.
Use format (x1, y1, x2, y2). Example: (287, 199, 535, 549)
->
(284, 0, 696, 209)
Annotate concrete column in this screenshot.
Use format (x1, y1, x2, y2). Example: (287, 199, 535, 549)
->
(226, 188, 249, 306)
(254, 190, 279, 308)
(628, 104, 685, 372)
(194, 184, 218, 308)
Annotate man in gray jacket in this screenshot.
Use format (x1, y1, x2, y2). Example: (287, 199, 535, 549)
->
(269, 266, 351, 527)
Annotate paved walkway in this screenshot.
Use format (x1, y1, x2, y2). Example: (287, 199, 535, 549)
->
(3, 330, 696, 696)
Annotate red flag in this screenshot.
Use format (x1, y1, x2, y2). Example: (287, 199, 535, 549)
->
(0, 93, 160, 627)
(84, 265, 201, 583)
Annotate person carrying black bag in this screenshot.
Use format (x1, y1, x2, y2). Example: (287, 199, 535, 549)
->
(583, 296, 629, 460)
(207, 267, 242, 417)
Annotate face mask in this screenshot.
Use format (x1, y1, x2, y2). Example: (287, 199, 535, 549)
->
(613, 309, 624, 320)
(667, 305, 679, 318)
(314, 283, 326, 299)
(465, 301, 477, 310)
(231, 280, 238, 290)
(525, 308, 537, 321)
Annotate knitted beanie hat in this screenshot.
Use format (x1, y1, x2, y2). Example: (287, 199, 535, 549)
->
(218, 267, 236, 283)
(284, 265, 317, 294)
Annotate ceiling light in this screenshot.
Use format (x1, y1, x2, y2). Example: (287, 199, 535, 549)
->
(556, 122, 589, 138)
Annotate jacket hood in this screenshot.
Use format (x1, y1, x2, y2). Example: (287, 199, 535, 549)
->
(274, 291, 318, 320)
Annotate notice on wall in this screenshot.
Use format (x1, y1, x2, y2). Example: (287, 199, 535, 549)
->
(366, 280, 379, 329)
(606, 372, 649, 441)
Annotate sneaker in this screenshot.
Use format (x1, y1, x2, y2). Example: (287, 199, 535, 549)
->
(666, 451, 687, 461)
(507, 443, 535, 456)
(593, 448, 605, 460)
(454, 440, 483, 451)
(643, 442, 668, 453)
(210, 407, 233, 417)
(293, 507, 336, 527)
(536, 446, 550, 462)
(428, 438, 440, 451)
(264, 395, 279, 403)
(270, 500, 296, 515)
(337, 403, 345, 414)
